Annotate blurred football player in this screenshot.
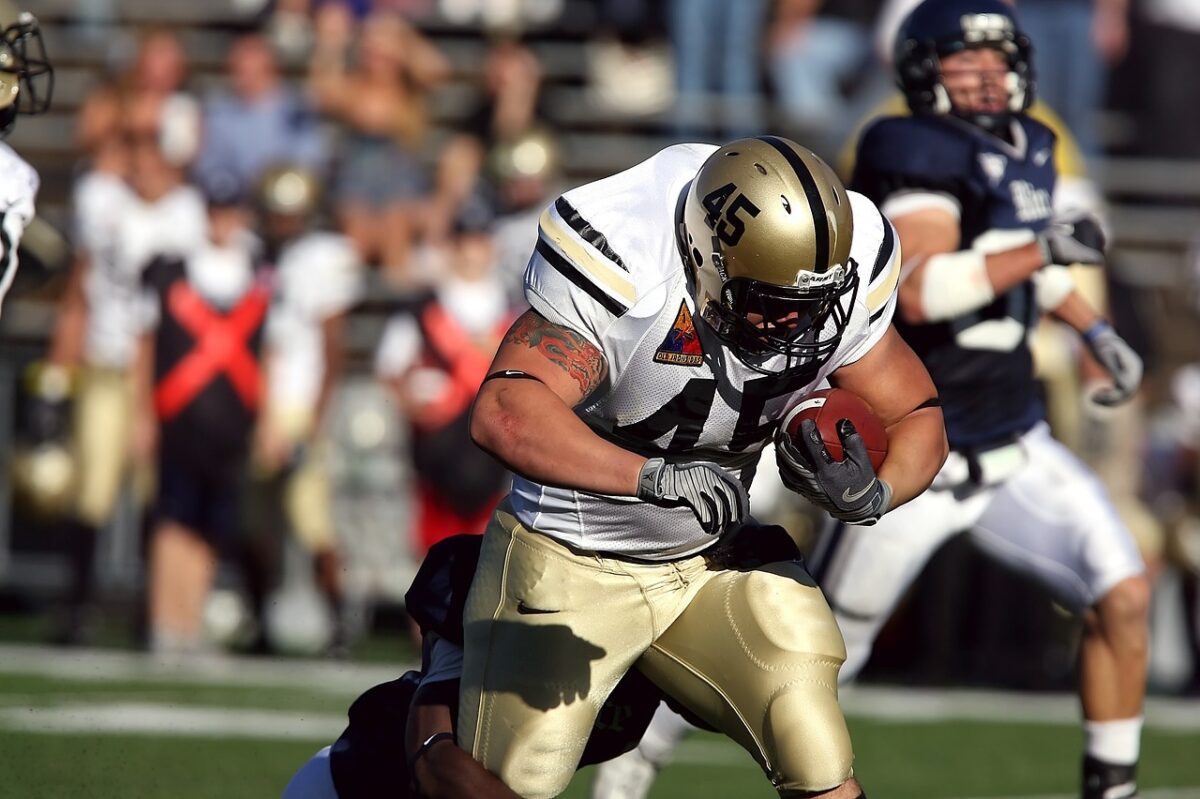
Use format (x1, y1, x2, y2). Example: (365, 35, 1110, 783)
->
(461, 136, 948, 798)
(0, 1, 52, 313)
(814, 3, 1150, 798)
(244, 165, 362, 654)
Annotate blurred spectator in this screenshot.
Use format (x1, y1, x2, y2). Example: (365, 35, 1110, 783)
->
(766, 0, 871, 135)
(425, 36, 545, 243)
(1018, 0, 1129, 159)
(244, 165, 364, 654)
(194, 35, 327, 199)
(76, 30, 200, 169)
(308, 6, 450, 284)
(669, 0, 770, 138)
(135, 182, 270, 655)
(47, 121, 207, 645)
(375, 194, 512, 556)
(439, 0, 562, 30)
(585, 0, 674, 119)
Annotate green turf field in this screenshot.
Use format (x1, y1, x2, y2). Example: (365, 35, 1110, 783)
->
(0, 646, 1196, 799)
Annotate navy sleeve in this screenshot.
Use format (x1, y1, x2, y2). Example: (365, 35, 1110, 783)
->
(851, 116, 982, 209)
(403, 534, 484, 646)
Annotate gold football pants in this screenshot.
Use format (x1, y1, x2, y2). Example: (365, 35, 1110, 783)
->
(458, 507, 853, 798)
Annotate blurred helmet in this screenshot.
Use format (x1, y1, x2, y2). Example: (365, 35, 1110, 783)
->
(0, 1, 53, 135)
(894, 0, 1033, 130)
(488, 128, 561, 185)
(680, 136, 857, 380)
(257, 164, 320, 217)
(9, 362, 75, 521)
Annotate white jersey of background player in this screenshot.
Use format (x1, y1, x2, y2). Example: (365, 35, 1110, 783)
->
(0, 7, 53, 314)
(515, 140, 901, 559)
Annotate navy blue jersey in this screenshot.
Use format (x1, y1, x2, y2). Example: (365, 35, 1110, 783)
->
(851, 114, 1058, 447)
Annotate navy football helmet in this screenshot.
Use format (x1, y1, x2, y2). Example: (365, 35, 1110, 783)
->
(894, 0, 1033, 132)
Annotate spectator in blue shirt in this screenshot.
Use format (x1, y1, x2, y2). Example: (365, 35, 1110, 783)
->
(194, 35, 326, 197)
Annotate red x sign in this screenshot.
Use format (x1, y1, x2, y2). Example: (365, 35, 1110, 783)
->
(154, 280, 270, 422)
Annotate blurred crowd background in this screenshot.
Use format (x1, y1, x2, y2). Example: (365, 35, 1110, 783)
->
(2, 0, 1200, 695)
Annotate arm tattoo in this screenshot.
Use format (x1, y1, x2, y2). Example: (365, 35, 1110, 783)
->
(505, 310, 608, 396)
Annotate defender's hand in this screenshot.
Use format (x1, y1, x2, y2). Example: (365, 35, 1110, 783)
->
(776, 419, 892, 525)
(1038, 213, 1106, 267)
(636, 458, 749, 536)
(1084, 321, 1143, 406)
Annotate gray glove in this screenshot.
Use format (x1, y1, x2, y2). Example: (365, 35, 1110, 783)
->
(775, 419, 892, 525)
(1038, 213, 1107, 266)
(636, 458, 749, 536)
(1084, 321, 1143, 406)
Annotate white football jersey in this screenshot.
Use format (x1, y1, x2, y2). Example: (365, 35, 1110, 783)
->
(0, 141, 40, 313)
(265, 232, 364, 410)
(513, 143, 901, 560)
(75, 179, 207, 368)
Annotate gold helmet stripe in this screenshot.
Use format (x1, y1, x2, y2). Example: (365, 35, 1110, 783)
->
(756, 135, 830, 274)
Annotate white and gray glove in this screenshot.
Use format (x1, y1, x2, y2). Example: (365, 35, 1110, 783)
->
(776, 419, 892, 526)
(636, 458, 749, 536)
(1038, 212, 1107, 267)
(1083, 320, 1143, 406)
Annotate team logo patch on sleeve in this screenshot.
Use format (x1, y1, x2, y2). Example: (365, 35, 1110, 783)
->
(654, 301, 704, 366)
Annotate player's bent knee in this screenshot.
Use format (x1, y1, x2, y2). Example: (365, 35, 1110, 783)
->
(766, 680, 854, 794)
(779, 776, 864, 798)
(1099, 574, 1151, 630)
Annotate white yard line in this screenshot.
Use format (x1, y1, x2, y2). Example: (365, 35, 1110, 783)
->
(954, 790, 1200, 799)
(0, 643, 1198, 732)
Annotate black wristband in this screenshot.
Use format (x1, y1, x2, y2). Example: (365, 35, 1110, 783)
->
(409, 731, 455, 771)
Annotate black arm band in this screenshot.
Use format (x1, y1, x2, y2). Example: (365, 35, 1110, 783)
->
(409, 731, 455, 770)
(912, 396, 942, 412)
(482, 369, 545, 386)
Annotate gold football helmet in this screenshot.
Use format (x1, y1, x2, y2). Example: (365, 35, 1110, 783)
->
(0, 1, 53, 135)
(680, 136, 857, 379)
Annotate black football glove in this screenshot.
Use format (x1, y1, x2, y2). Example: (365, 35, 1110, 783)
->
(637, 458, 749, 536)
(1038, 212, 1107, 267)
(1083, 321, 1143, 406)
(775, 418, 892, 525)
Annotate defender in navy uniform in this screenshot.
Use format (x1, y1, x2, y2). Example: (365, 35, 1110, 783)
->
(814, 2, 1150, 798)
(282, 524, 800, 798)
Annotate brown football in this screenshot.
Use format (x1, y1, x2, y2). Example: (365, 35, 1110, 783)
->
(783, 388, 888, 470)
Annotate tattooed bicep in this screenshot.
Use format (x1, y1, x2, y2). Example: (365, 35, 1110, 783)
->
(503, 310, 608, 398)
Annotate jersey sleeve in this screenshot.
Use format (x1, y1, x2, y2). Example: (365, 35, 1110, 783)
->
(840, 202, 901, 366)
(523, 196, 639, 353)
(851, 117, 976, 220)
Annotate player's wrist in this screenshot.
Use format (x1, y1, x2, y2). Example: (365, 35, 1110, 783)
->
(1082, 319, 1112, 343)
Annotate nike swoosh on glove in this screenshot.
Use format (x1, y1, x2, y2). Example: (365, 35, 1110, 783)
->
(636, 458, 750, 536)
(775, 418, 892, 525)
(1084, 321, 1143, 406)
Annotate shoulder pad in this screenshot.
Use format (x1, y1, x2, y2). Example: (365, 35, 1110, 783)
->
(403, 534, 483, 645)
(852, 116, 975, 202)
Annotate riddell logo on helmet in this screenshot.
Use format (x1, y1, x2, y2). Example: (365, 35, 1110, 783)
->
(960, 13, 1011, 41)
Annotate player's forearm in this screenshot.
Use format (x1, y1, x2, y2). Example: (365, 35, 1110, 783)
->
(1049, 288, 1104, 335)
(985, 241, 1047, 295)
(879, 407, 948, 508)
(471, 380, 646, 496)
(416, 744, 521, 799)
